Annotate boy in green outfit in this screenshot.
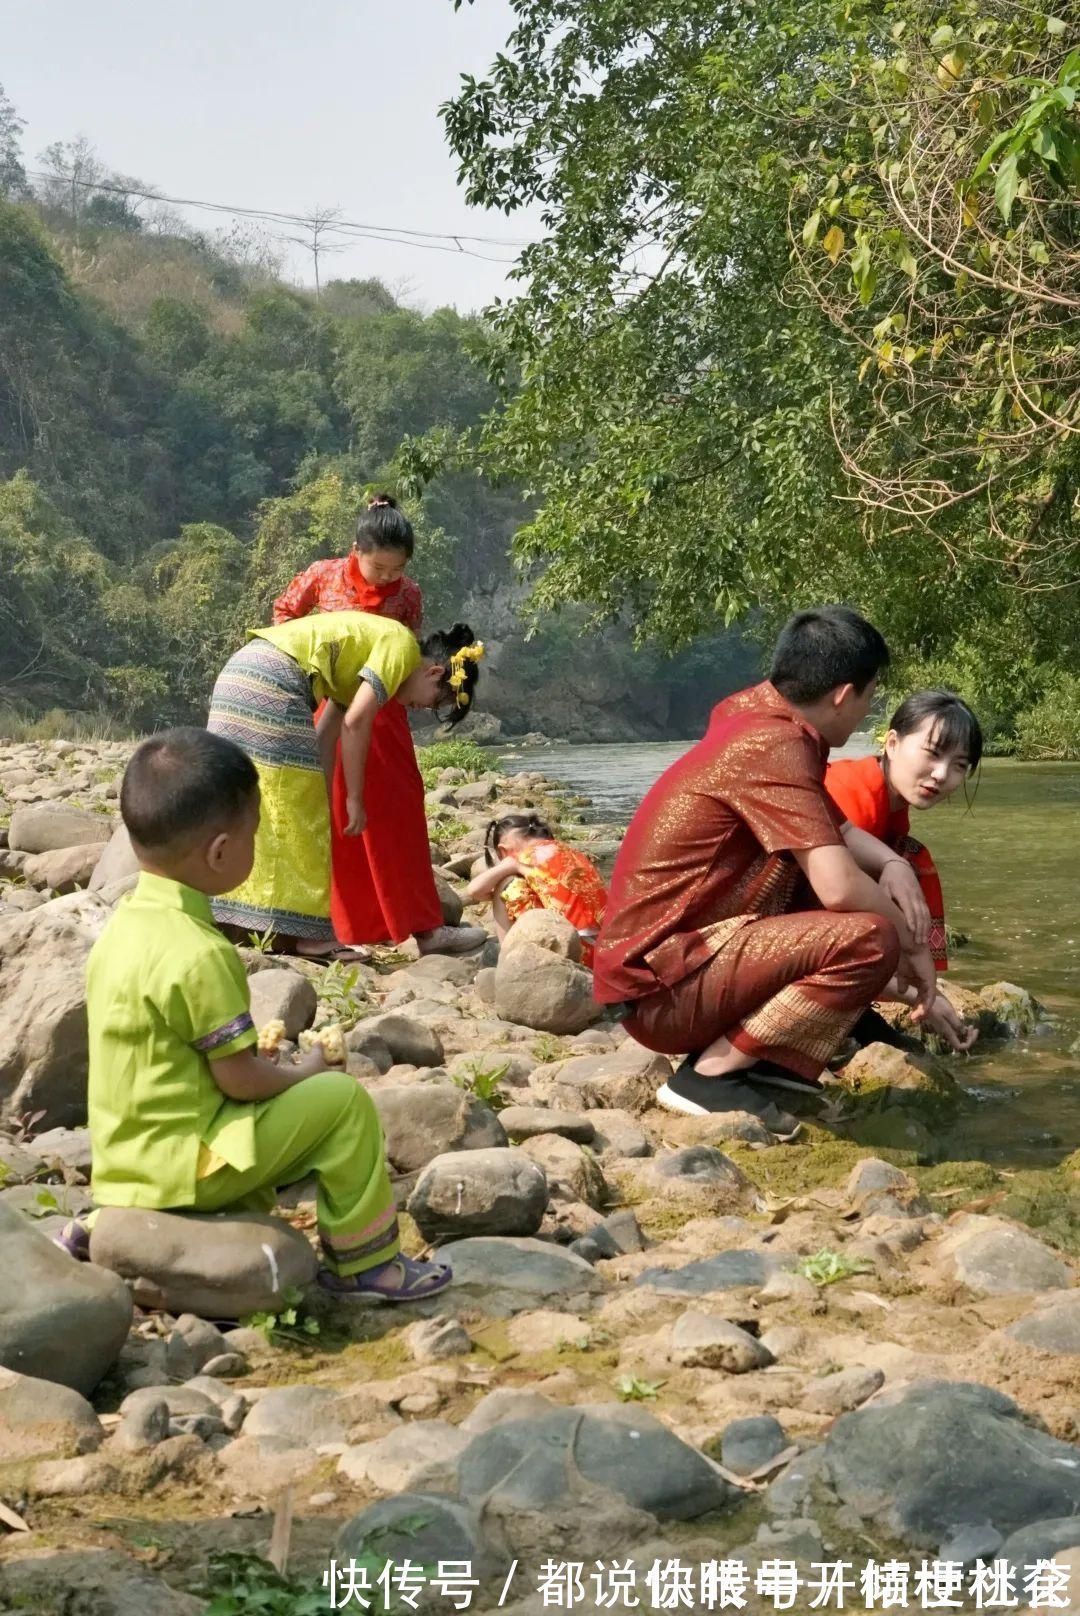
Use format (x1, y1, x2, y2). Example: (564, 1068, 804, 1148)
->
(62, 726, 450, 1302)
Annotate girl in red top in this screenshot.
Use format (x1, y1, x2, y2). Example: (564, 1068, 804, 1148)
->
(467, 812, 608, 967)
(273, 496, 486, 958)
(826, 688, 982, 1051)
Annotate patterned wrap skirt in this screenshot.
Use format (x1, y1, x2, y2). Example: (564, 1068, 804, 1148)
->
(207, 640, 334, 941)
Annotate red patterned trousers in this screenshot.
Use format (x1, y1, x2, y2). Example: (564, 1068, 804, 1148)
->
(625, 910, 900, 1080)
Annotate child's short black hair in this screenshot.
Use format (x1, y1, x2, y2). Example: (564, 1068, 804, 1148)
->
(121, 727, 258, 850)
(769, 606, 890, 705)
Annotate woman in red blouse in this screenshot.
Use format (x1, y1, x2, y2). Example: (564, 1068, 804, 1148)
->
(273, 495, 486, 957)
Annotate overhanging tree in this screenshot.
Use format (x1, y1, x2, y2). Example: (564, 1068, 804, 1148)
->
(441, 0, 1080, 684)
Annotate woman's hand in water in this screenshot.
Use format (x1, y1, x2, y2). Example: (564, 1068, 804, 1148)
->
(918, 992, 978, 1054)
(879, 859, 931, 947)
(344, 795, 367, 836)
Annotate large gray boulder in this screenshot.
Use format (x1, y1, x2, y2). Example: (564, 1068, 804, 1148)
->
(533, 1044, 671, 1115)
(454, 1404, 738, 1521)
(89, 821, 140, 894)
(372, 1084, 507, 1176)
(247, 967, 317, 1039)
(361, 1013, 445, 1068)
(22, 843, 107, 894)
(517, 1132, 607, 1209)
(501, 908, 582, 964)
(0, 1366, 104, 1459)
(338, 1494, 496, 1581)
(0, 891, 111, 1125)
(407, 1148, 548, 1242)
(0, 1202, 132, 1394)
(821, 1379, 1080, 1544)
(9, 802, 114, 854)
(636, 1248, 789, 1295)
(89, 1207, 318, 1319)
(0, 1550, 204, 1616)
(1004, 1291, 1080, 1354)
(932, 1215, 1072, 1296)
(494, 941, 601, 1035)
(439, 1235, 603, 1315)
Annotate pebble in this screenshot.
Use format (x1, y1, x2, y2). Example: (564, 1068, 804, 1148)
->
(200, 1352, 248, 1378)
(405, 1318, 472, 1364)
(720, 1415, 790, 1477)
(801, 1366, 885, 1415)
(670, 1311, 773, 1373)
(113, 1399, 170, 1453)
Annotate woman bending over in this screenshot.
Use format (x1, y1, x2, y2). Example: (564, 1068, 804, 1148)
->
(208, 611, 483, 958)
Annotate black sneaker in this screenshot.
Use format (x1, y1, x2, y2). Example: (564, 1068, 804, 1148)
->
(657, 1057, 824, 1114)
(656, 1059, 737, 1116)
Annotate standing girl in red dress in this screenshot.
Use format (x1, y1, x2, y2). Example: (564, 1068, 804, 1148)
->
(273, 496, 486, 957)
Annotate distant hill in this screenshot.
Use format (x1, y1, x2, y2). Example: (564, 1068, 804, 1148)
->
(0, 121, 756, 740)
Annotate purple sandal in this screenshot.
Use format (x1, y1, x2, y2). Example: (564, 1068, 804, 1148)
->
(318, 1253, 452, 1302)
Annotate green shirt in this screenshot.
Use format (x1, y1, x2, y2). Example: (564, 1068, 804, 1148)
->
(251, 611, 422, 708)
(87, 872, 259, 1209)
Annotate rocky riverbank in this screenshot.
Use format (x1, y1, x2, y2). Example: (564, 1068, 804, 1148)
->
(0, 738, 1078, 1613)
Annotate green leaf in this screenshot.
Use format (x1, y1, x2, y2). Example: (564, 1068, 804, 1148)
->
(896, 242, 918, 279)
(802, 210, 821, 248)
(971, 129, 1017, 182)
(1047, 16, 1067, 36)
(851, 237, 877, 305)
(994, 152, 1020, 222)
(929, 25, 955, 49)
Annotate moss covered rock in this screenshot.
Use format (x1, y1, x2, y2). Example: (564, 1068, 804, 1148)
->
(835, 1042, 966, 1128)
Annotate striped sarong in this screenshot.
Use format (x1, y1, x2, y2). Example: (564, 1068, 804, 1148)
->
(208, 640, 334, 942)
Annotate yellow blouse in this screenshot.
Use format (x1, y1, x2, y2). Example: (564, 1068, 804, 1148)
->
(252, 611, 422, 707)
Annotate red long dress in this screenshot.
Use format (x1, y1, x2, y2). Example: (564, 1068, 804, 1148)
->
(272, 556, 443, 945)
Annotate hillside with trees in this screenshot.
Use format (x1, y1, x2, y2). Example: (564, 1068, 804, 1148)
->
(0, 94, 749, 742)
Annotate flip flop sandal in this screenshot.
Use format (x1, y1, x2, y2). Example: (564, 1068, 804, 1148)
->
(295, 944, 374, 966)
(317, 1253, 452, 1302)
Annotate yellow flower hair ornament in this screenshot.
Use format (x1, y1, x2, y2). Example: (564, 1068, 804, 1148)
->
(448, 641, 485, 709)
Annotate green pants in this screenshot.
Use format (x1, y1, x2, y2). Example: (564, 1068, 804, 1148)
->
(192, 1072, 399, 1277)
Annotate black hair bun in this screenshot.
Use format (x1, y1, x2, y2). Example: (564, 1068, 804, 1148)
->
(421, 623, 475, 659)
(367, 492, 399, 510)
(444, 622, 474, 654)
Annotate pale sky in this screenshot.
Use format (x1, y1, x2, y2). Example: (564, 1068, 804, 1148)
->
(3, 0, 540, 312)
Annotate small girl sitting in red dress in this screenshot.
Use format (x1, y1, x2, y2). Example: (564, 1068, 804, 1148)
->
(466, 813, 608, 967)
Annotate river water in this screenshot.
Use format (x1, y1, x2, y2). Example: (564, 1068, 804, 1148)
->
(497, 737, 1080, 1170)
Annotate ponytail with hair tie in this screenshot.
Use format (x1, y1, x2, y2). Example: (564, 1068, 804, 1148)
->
(486, 811, 555, 864)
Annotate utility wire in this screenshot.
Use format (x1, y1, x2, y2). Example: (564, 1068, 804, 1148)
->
(24, 169, 529, 264)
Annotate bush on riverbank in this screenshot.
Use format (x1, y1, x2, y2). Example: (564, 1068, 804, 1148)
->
(416, 738, 491, 785)
(1014, 674, 1080, 762)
